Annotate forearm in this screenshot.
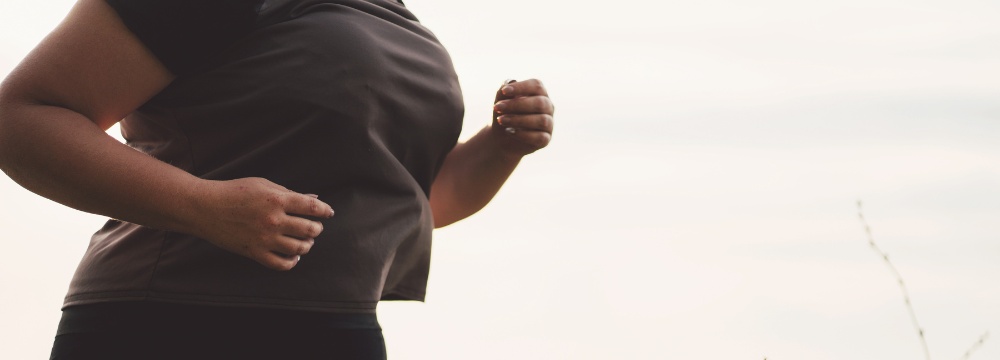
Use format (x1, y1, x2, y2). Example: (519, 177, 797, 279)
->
(429, 79, 556, 227)
(0, 101, 204, 233)
(0, 0, 335, 271)
(430, 126, 520, 227)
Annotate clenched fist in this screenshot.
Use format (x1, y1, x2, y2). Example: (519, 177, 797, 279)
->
(492, 79, 555, 158)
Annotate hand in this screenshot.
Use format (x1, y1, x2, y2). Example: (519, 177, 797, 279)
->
(492, 79, 555, 158)
(187, 177, 335, 271)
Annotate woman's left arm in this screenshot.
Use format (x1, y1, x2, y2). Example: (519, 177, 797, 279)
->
(430, 79, 555, 228)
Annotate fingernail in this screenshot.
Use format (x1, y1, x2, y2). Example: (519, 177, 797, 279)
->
(494, 101, 507, 114)
(497, 115, 506, 125)
(305, 194, 319, 198)
(501, 85, 515, 96)
(295, 255, 301, 262)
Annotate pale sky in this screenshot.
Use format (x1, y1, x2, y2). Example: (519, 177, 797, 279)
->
(2, 0, 999, 359)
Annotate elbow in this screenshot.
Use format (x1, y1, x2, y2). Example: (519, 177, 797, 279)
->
(431, 204, 480, 229)
(0, 86, 26, 173)
(430, 192, 487, 228)
(0, 98, 12, 172)
(429, 190, 466, 228)
(430, 201, 463, 229)
(433, 216, 457, 229)
(431, 207, 454, 229)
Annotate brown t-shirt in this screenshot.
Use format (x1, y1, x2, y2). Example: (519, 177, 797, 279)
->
(64, 0, 464, 313)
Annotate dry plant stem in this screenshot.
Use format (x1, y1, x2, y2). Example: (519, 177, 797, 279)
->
(856, 200, 931, 360)
(957, 332, 989, 360)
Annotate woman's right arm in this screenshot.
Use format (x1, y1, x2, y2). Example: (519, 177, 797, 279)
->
(0, 0, 331, 271)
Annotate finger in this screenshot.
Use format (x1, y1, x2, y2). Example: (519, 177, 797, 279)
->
(257, 251, 300, 271)
(279, 216, 324, 239)
(284, 193, 334, 218)
(494, 95, 555, 116)
(505, 129, 552, 149)
(494, 78, 517, 102)
(500, 78, 548, 98)
(496, 114, 553, 133)
(271, 236, 315, 257)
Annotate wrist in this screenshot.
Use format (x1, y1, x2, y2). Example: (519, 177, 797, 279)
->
(482, 125, 526, 163)
(169, 177, 218, 237)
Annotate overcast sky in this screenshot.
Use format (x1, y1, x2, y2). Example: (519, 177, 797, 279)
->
(2, 0, 999, 359)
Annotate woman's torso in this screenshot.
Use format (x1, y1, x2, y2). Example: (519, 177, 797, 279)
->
(64, 0, 464, 313)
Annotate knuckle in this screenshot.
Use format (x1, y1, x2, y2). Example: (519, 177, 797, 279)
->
(298, 242, 312, 255)
(536, 97, 550, 111)
(278, 193, 292, 206)
(531, 79, 546, 93)
(274, 239, 292, 252)
(534, 133, 551, 148)
(259, 258, 278, 271)
(255, 233, 273, 247)
(285, 242, 300, 255)
(267, 193, 288, 208)
(538, 115, 551, 129)
(262, 215, 282, 228)
(303, 224, 317, 238)
(254, 177, 283, 189)
(265, 255, 296, 271)
(276, 261, 295, 271)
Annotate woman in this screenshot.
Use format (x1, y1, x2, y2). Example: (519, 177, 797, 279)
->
(0, 0, 555, 358)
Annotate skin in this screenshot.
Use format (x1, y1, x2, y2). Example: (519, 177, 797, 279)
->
(0, 0, 554, 270)
(430, 79, 556, 227)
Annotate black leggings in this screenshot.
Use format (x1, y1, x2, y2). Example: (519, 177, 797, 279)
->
(50, 301, 387, 360)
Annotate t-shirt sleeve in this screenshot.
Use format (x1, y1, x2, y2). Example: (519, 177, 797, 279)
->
(104, 0, 262, 76)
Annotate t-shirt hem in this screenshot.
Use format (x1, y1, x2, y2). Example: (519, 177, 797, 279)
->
(64, 291, 378, 314)
(381, 286, 426, 302)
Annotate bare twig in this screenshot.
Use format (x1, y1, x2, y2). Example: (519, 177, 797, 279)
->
(957, 332, 989, 360)
(857, 200, 931, 360)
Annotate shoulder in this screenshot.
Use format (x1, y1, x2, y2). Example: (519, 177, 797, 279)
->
(103, 0, 264, 76)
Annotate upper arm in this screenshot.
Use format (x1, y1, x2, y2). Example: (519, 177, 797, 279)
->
(0, 0, 174, 130)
